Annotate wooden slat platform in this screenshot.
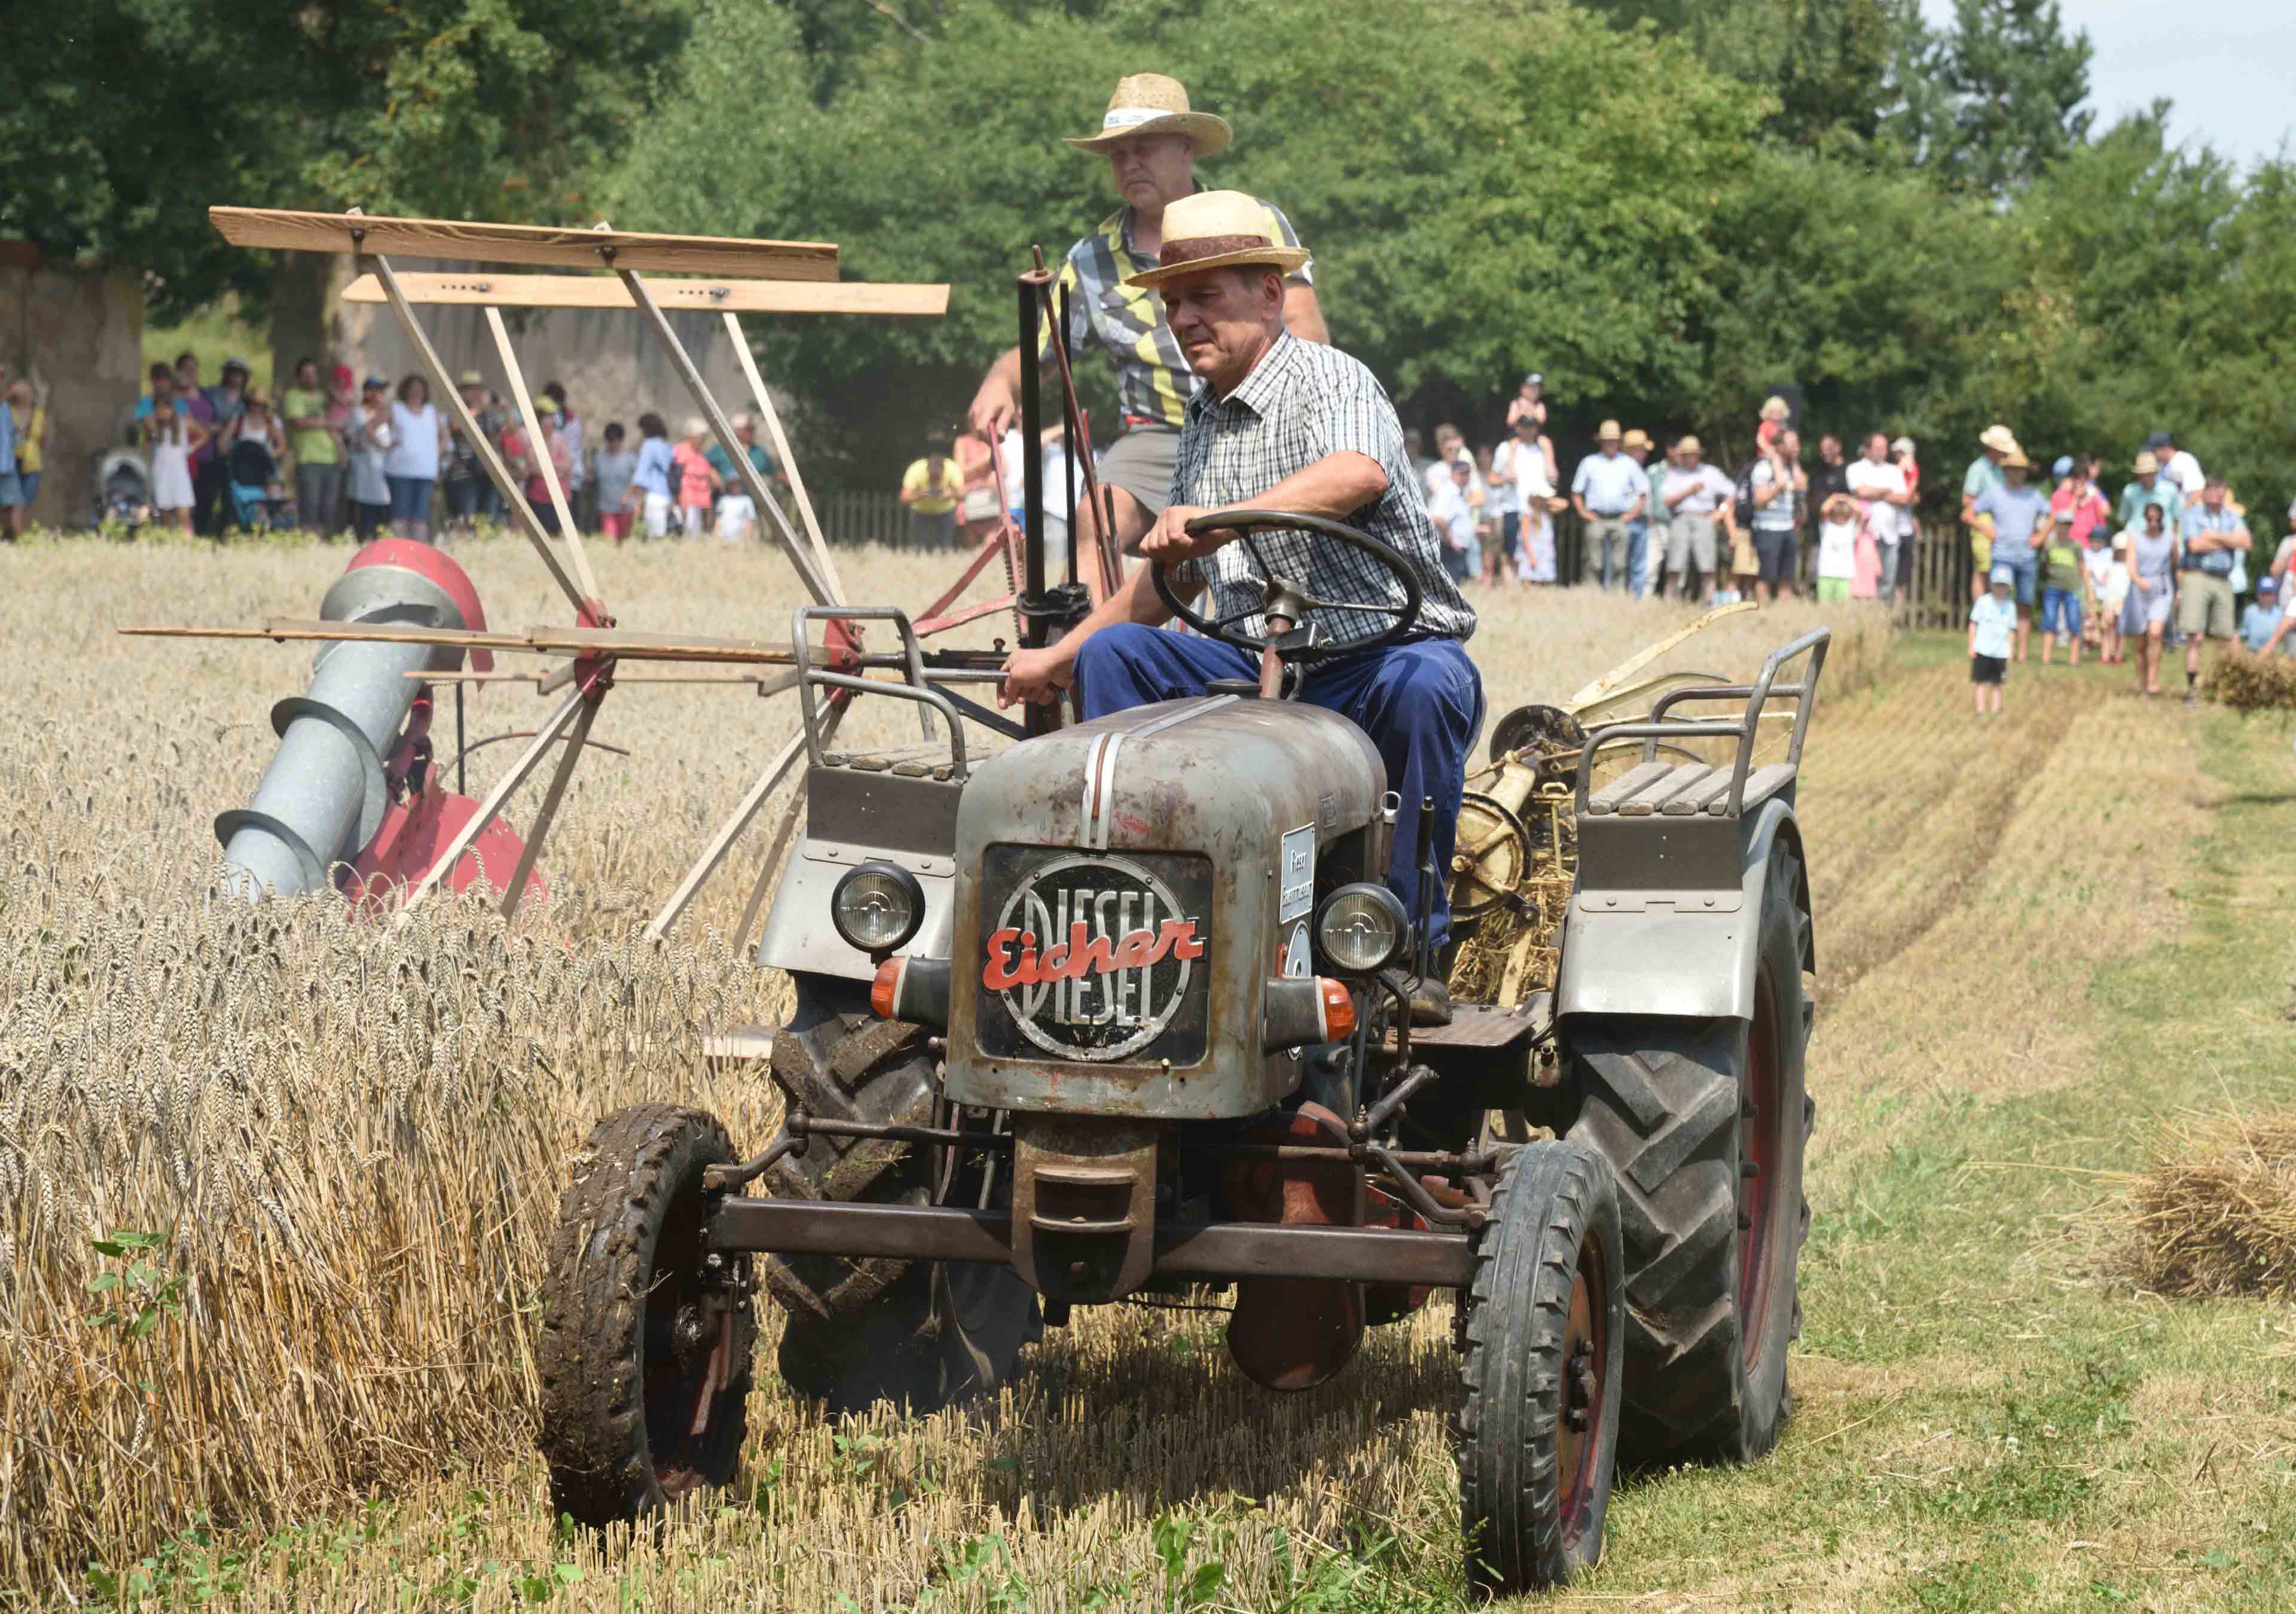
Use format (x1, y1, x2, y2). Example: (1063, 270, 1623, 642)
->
(1586, 761, 1672, 815)
(340, 270, 944, 316)
(210, 206, 837, 281)
(1588, 759, 1800, 819)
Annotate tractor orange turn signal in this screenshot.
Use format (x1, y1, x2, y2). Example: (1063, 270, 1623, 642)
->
(1319, 977, 1356, 1042)
(871, 957, 903, 1020)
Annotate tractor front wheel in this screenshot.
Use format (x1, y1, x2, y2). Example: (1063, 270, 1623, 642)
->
(538, 1105, 755, 1529)
(1457, 1139, 1625, 1594)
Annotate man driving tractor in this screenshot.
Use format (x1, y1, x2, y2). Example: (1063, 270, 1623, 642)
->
(967, 73, 1327, 557)
(997, 190, 1480, 1022)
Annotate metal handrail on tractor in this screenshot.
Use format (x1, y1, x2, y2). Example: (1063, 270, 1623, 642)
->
(792, 605, 970, 777)
(1572, 628, 1830, 820)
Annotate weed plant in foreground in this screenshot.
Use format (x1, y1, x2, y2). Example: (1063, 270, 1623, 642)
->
(1, 534, 1890, 1600)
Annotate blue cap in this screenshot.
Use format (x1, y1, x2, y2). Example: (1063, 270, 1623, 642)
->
(1989, 565, 2014, 585)
(362, 374, 388, 390)
(222, 356, 250, 374)
(2260, 573, 2280, 591)
(2051, 455, 2074, 478)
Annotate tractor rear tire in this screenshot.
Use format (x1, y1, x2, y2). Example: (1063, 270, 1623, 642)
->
(1457, 1140, 1624, 1594)
(1561, 839, 1812, 1467)
(538, 1105, 755, 1530)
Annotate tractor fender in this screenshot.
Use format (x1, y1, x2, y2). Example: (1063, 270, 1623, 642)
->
(1552, 797, 1811, 1023)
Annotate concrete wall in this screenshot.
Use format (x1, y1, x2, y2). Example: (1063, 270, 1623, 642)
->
(0, 243, 144, 527)
(333, 257, 755, 442)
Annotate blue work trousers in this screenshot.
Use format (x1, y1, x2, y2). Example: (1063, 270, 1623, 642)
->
(1625, 519, 1651, 599)
(1076, 624, 1485, 946)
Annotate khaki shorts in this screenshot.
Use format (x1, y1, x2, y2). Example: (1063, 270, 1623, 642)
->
(1667, 513, 1719, 578)
(2176, 570, 2236, 639)
(1100, 426, 1181, 521)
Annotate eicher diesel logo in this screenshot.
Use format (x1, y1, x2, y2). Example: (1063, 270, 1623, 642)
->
(984, 852, 1205, 1062)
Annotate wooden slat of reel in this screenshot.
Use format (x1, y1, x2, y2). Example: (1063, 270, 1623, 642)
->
(340, 271, 947, 317)
(210, 206, 837, 280)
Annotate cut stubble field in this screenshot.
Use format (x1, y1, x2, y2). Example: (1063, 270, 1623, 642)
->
(3, 536, 2292, 1610)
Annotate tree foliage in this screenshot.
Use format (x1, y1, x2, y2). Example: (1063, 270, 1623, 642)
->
(1893, 0, 2095, 195)
(1, 0, 691, 318)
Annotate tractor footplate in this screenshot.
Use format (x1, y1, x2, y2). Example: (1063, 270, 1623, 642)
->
(706, 1198, 1476, 1289)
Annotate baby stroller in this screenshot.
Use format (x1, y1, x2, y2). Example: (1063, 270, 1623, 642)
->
(93, 449, 153, 532)
(225, 437, 288, 532)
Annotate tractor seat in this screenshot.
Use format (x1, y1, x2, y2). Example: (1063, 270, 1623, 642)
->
(1585, 759, 1797, 819)
(816, 740, 961, 782)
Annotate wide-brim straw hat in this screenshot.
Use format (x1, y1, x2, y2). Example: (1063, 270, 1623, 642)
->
(1979, 423, 2018, 454)
(1678, 434, 1704, 456)
(1067, 74, 1232, 158)
(1125, 190, 1311, 289)
(2132, 450, 2160, 474)
(1622, 428, 1651, 450)
(2002, 449, 2032, 470)
(1596, 420, 1623, 441)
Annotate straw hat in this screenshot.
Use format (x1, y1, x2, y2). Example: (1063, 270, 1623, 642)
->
(2001, 448, 2031, 470)
(1066, 74, 1232, 158)
(1678, 434, 1704, 456)
(2132, 450, 2160, 475)
(1596, 420, 1622, 441)
(1125, 190, 1310, 288)
(1621, 428, 1651, 450)
(456, 369, 484, 388)
(1979, 424, 2018, 454)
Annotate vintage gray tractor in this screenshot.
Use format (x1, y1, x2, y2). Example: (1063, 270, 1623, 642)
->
(536, 502, 1827, 1593)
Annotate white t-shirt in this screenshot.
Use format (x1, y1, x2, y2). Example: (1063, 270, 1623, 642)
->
(1666, 463, 1734, 518)
(1817, 518, 1859, 580)
(1427, 479, 1477, 550)
(2163, 448, 2204, 498)
(385, 401, 441, 478)
(1845, 456, 1904, 534)
(2086, 546, 2130, 610)
(1488, 438, 1553, 516)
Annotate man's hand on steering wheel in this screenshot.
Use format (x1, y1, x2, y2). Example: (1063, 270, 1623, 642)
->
(1140, 503, 1234, 565)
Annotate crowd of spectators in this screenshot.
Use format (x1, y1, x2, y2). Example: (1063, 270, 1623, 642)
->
(1957, 423, 2293, 707)
(111, 353, 784, 546)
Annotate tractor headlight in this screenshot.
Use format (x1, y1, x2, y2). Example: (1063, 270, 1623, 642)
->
(1314, 883, 1409, 975)
(831, 861, 926, 956)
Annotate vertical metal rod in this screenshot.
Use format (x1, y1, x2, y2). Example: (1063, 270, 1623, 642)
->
(615, 265, 836, 608)
(454, 682, 466, 797)
(369, 254, 586, 615)
(392, 686, 585, 927)
(482, 306, 603, 607)
(644, 726, 807, 941)
(500, 694, 598, 922)
(721, 309, 845, 605)
(1415, 794, 1439, 979)
(1017, 273, 1047, 633)
(1060, 284, 1079, 592)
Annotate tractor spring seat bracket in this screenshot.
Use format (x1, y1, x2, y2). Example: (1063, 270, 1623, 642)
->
(706, 1196, 1477, 1289)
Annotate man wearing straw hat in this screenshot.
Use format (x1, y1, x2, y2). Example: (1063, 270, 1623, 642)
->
(997, 191, 1476, 1021)
(1961, 423, 2018, 600)
(967, 73, 1327, 558)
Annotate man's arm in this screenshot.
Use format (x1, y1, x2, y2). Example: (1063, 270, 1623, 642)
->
(967, 347, 1027, 440)
(1283, 281, 1330, 344)
(999, 557, 1174, 706)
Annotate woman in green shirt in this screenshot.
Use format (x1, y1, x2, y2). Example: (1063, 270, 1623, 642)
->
(282, 357, 344, 538)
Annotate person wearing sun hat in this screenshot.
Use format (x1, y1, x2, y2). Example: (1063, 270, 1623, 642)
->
(997, 192, 1477, 1022)
(1960, 423, 2018, 599)
(2117, 447, 2182, 536)
(967, 73, 1327, 560)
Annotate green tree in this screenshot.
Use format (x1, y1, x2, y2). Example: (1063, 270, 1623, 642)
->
(1899, 0, 2094, 194)
(611, 0, 1766, 482)
(1, 0, 691, 355)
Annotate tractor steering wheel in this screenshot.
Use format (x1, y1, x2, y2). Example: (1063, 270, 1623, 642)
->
(1149, 509, 1424, 667)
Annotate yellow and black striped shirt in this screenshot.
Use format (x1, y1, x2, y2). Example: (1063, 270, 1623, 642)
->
(1037, 194, 1312, 431)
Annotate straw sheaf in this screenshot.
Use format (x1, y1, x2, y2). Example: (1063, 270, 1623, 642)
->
(2114, 1110, 2296, 1301)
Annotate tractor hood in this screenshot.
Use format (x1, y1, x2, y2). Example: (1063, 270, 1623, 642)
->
(943, 693, 1386, 1118)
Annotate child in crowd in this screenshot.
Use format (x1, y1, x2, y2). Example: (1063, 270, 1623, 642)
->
(2087, 532, 2130, 664)
(630, 413, 676, 539)
(2037, 515, 2091, 666)
(593, 423, 636, 543)
(2239, 574, 2289, 656)
(671, 417, 719, 539)
(141, 394, 201, 530)
(1969, 565, 2017, 714)
(1815, 493, 1858, 603)
(1755, 395, 1789, 456)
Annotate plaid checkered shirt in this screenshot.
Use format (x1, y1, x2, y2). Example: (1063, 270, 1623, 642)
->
(1169, 333, 1477, 649)
(1038, 191, 1310, 431)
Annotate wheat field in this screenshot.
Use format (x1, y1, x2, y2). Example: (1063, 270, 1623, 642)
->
(1, 532, 1893, 1606)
